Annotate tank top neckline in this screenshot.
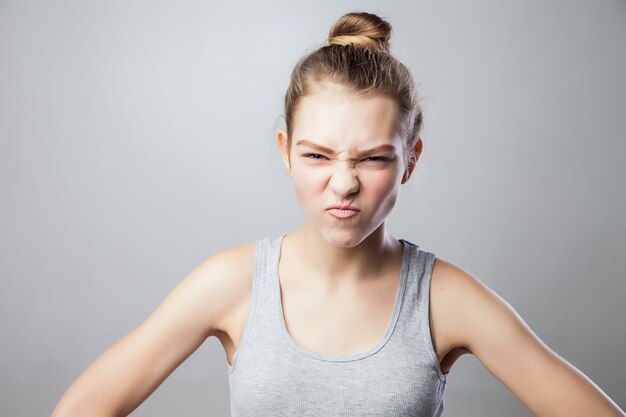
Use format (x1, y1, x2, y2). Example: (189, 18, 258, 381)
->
(274, 233, 411, 363)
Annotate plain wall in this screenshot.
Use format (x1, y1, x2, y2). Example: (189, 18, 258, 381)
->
(1, 0, 624, 416)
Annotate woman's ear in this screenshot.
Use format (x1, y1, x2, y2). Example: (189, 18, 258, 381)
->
(276, 129, 292, 175)
(401, 136, 423, 184)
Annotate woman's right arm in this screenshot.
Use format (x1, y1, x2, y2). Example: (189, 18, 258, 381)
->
(50, 243, 254, 417)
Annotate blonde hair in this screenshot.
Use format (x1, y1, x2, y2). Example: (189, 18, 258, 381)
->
(282, 11, 423, 170)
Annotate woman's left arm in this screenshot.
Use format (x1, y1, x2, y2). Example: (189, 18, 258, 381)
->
(432, 258, 626, 417)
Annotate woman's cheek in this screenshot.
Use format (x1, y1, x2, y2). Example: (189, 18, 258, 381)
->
(302, 167, 327, 191)
(293, 167, 328, 212)
(361, 169, 398, 198)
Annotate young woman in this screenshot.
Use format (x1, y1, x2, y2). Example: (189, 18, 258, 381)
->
(51, 11, 625, 417)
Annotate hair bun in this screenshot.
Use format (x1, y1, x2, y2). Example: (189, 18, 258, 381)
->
(327, 12, 392, 53)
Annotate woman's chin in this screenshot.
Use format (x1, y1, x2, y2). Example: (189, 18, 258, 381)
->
(323, 229, 363, 248)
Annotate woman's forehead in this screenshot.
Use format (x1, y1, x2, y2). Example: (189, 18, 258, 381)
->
(293, 92, 400, 147)
(297, 89, 396, 113)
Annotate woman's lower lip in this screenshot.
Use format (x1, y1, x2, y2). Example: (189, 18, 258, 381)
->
(327, 208, 359, 219)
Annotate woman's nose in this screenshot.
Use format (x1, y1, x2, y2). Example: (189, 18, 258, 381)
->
(329, 162, 359, 197)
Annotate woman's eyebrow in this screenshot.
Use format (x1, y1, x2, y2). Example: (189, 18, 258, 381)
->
(295, 139, 396, 157)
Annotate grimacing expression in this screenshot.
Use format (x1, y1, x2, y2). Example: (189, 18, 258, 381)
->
(277, 88, 419, 247)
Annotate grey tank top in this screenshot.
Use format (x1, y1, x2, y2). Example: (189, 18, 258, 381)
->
(228, 233, 447, 417)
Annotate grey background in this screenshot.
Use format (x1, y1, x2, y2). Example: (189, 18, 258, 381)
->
(1, 0, 625, 416)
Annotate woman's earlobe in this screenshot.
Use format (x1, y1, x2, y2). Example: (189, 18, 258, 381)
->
(401, 137, 422, 183)
(401, 160, 416, 184)
(276, 130, 292, 174)
(401, 166, 409, 184)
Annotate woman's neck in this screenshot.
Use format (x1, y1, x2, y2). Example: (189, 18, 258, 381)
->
(283, 222, 402, 287)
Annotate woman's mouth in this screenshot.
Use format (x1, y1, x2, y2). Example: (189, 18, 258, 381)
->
(326, 208, 359, 219)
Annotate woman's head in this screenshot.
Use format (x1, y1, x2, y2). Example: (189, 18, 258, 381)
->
(278, 11, 423, 174)
(276, 12, 424, 246)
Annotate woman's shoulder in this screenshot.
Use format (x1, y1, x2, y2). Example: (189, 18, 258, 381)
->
(430, 256, 526, 354)
(431, 256, 486, 298)
(428, 257, 474, 358)
(208, 240, 257, 271)
(206, 240, 258, 295)
(430, 257, 497, 353)
(193, 240, 256, 280)
(184, 240, 257, 334)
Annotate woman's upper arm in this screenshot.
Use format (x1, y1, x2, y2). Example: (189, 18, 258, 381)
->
(51, 243, 255, 417)
(432, 257, 625, 417)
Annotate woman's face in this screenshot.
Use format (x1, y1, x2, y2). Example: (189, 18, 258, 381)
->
(277, 87, 418, 247)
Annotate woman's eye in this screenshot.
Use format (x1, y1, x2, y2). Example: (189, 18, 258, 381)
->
(301, 153, 389, 162)
(303, 153, 327, 160)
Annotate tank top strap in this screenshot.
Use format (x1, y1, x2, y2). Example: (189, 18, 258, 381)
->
(253, 233, 285, 327)
(227, 234, 285, 374)
(397, 238, 447, 383)
(249, 233, 286, 322)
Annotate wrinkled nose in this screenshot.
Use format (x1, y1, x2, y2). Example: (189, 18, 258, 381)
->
(329, 162, 359, 198)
